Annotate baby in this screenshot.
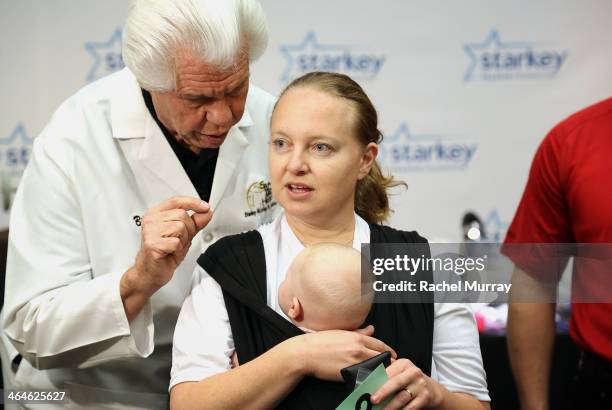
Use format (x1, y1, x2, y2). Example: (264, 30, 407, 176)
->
(278, 243, 373, 332)
(231, 243, 373, 367)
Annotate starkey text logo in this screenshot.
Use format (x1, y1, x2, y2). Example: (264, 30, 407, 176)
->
(463, 29, 568, 81)
(85, 29, 125, 82)
(379, 123, 478, 172)
(279, 31, 386, 82)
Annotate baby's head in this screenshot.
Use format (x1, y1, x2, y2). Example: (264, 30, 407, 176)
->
(278, 243, 373, 331)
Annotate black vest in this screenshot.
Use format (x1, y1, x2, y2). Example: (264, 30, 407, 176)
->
(198, 224, 434, 409)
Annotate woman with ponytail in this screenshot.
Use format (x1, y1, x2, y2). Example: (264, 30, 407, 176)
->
(170, 72, 490, 410)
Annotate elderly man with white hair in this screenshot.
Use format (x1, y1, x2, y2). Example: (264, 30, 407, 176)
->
(0, 0, 277, 408)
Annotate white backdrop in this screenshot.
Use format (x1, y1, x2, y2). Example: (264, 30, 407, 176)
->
(1, 0, 611, 241)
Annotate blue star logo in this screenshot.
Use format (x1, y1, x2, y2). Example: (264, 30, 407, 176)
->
(484, 210, 509, 242)
(380, 122, 477, 171)
(463, 29, 531, 81)
(384, 122, 443, 144)
(380, 122, 445, 163)
(0, 123, 34, 146)
(85, 29, 125, 82)
(280, 32, 348, 82)
(0, 123, 34, 176)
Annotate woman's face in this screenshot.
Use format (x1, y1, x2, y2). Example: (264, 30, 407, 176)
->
(269, 86, 376, 225)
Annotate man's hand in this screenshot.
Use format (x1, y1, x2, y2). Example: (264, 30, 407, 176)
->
(121, 196, 212, 321)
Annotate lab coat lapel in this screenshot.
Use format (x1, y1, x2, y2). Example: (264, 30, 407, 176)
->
(208, 124, 249, 209)
(208, 100, 254, 208)
(138, 117, 198, 198)
(110, 68, 197, 202)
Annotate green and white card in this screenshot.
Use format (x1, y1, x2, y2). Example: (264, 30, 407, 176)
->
(335, 364, 392, 410)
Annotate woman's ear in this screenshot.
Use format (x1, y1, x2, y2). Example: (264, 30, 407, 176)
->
(287, 296, 304, 322)
(358, 142, 378, 180)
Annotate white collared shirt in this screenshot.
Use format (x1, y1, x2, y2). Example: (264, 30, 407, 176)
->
(171, 213, 490, 402)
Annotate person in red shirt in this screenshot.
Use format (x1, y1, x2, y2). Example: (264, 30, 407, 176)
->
(504, 97, 612, 409)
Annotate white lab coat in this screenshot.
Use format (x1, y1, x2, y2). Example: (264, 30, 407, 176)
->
(0, 68, 279, 409)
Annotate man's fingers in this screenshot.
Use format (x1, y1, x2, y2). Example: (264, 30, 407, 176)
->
(153, 196, 210, 213)
(145, 196, 212, 236)
(148, 237, 183, 257)
(192, 209, 213, 231)
(160, 221, 190, 248)
(160, 209, 197, 239)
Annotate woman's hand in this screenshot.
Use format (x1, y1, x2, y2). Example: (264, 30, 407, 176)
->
(292, 325, 397, 382)
(370, 358, 442, 409)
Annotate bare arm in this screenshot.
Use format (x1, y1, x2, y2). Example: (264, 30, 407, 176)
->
(428, 382, 490, 410)
(432, 389, 490, 410)
(171, 338, 303, 410)
(171, 327, 396, 410)
(507, 268, 557, 410)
